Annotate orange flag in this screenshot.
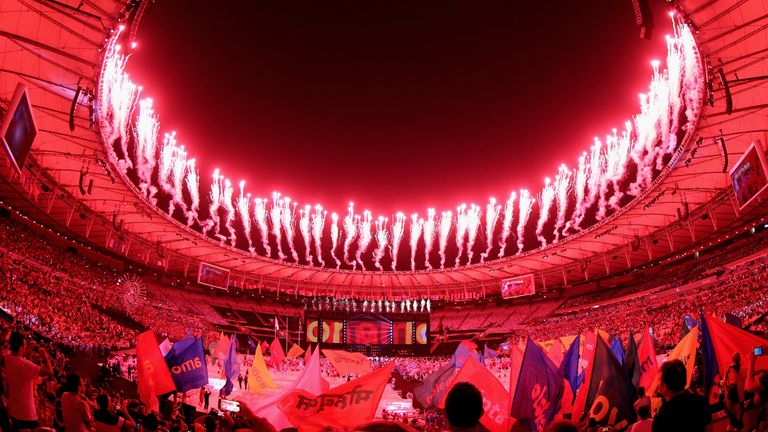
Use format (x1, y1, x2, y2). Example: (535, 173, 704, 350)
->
(439, 356, 510, 432)
(637, 327, 659, 391)
(286, 343, 305, 359)
(648, 326, 699, 395)
(213, 332, 231, 361)
(322, 349, 372, 376)
(136, 330, 176, 411)
(278, 362, 395, 432)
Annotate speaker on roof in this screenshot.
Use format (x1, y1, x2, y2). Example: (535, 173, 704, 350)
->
(631, 0, 654, 40)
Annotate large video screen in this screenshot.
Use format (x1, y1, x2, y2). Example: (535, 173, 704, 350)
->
(501, 274, 536, 299)
(198, 262, 230, 289)
(730, 141, 768, 211)
(0, 83, 37, 174)
(305, 315, 428, 345)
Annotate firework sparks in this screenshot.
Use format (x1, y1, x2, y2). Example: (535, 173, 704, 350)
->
(237, 181, 254, 253)
(270, 193, 286, 260)
(253, 198, 271, 256)
(480, 198, 500, 262)
(311, 205, 326, 267)
(390, 212, 406, 271)
(281, 197, 299, 262)
(185, 159, 199, 226)
(409, 214, 424, 271)
(299, 205, 312, 264)
(438, 211, 452, 269)
(423, 208, 436, 270)
(373, 216, 389, 271)
(222, 178, 237, 246)
(135, 98, 158, 200)
(498, 192, 517, 257)
(552, 164, 572, 242)
(516, 189, 535, 254)
(454, 204, 469, 267)
(536, 178, 556, 247)
(330, 212, 341, 268)
(356, 210, 373, 269)
(465, 204, 482, 264)
(343, 203, 358, 269)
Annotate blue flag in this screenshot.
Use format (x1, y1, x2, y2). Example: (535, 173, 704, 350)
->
(625, 330, 640, 388)
(164, 337, 208, 392)
(452, 342, 481, 368)
(412, 362, 457, 409)
(700, 314, 720, 398)
(609, 337, 625, 367)
(483, 344, 499, 359)
(221, 335, 240, 397)
(246, 336, 257, 354)
(580, 336, 637, 429)
(510, 338, 564, 431)
(560, 334, 582, 395)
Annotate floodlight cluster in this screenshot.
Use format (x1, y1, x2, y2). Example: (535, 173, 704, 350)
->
(97, 17, 703, 272)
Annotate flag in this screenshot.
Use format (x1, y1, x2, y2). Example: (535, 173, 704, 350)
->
(484, 344, 500, 359)
(323, 349, 371, 376)
(213, 332, 231, 361)
(702, 314, 768, 391)
(637, 327, 659, 391)
(279, 362, 394, 432)
(510, 338, 564, 432)
(682, 315, 698, 336)
(305, 344, 312, 365)
(249, 342, 277, 393)
(453, 340, 481, 368)
(287, 343, 305, 359)
(609, 337, 625, 368)
(261, 340, 269, 354)
(724, 312, 742, 329)
(440, 356, 509, 432)
(647, 326, 699, 396)
(577, 336, 636, 430)
(246, 346, 330, 431)
(413, 361, 458, 409)
(221, 335, 240, 397)
(164, 336, 208, 392)
(159, 338, 173, 357)
(625, 330, 640, 388)
(246, 336, 258, 354)
(700, 313, 720, 399)
(547, 339, 565, 367)
(136, 331, 176, 411)
(274, 316, 280, 331)
(560, 334, 582, 396)
(270, 337, 286, 366)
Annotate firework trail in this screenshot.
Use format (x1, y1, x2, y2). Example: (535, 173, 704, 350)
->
(564, 153, 587, 235)
(498, 192, 517, 257)
(390, 212, 405, 271)
(599, 125, 631, 218)
(438, 211, 452, 269)
(480, 198, 500, 262)
(465, 204, 482, 264)
(221, 178, 237, 246)
(311, 205, 326, 267)
(454, 204, 469, 267)
(185, 159, 199, 226)
(135, 98, 159, 200)
(423, 209, 436, 270)
(409, 214, 424, 271)
(343, 203, 358, 269)
(270, 193, 286, 260)
(171, 146, 189, 218)
(203, 169, 224, 240)
(158, 133, 177, 215)
(580, 139, 603, 228)
(356, 210, 373, 270)
(553, 164, 572, 242)
(330, 212, 341, 268)
(253, 198, 271, 256)
(373, 216, 389, 271)
(516, 190, 535, 254)
(536, 178, 556, 247)
(237, 181, 254, 253)
(280, 197, 299, 261)
(299, 205, 312, 264)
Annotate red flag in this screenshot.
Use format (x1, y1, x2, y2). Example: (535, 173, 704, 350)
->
(440, 356, 510, 431)
(136, 331, 176, 411)
(279, 362, 395, 432)
(247, 347, 330, 431)
(305, 344, 312, 366)
(637, 327, 659, 391)
(261, 340, 269, 353)
(270, 337, 286, 366)
(705, 315, 768, 373)
(213, 332, 231, 361)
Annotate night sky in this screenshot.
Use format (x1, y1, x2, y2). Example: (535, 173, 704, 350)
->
(128, 0, 671, 217)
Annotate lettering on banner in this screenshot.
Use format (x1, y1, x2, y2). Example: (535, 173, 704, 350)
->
(478, 388, 505, 427)
(588, 391, 629, 431)
(531, 383, 550, 432)
(292, 386, 375, 414)
(640, 355, 655, 374)
(171, 357, 203, 375)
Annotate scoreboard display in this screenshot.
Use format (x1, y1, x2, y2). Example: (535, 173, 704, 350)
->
(305, 312, 428, 354)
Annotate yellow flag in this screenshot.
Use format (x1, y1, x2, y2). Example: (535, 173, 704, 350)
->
(286, 343, 305, 359)
(248, 343, 277, 393)
(648, 326, 699, 395)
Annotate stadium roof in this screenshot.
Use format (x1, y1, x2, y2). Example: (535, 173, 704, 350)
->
(1, 0, 767, 298)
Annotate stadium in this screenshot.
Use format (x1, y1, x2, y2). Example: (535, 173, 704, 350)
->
(0, 0, 767, 431)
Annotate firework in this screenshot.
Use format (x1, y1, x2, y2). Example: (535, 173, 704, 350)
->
(480, 198, 500, 262)
(135, 98, 158, 200)
(498, 192, 517, 257)
(516, 190, 535, 254)
(409, 214, 424, 271)
(299, 205, 312, 264)
(311, 205, 326, 267)
(373, 216, 389, 271)
(454, 204, 469, 267)
(390, 212, 405, 271)
(237, 181, 254, 252)
(552, 164, 572, 242)
(536, 178, 556, 247)
(356, 210, 373, 269)
(253, 198, 271, 256)
(270, 193, 286, 260)
(222, 178, 237, 246)
(281, 197, 299, 261)
(185, 159, 199, 226)
(465, 204, 482, 264)
(438, 211, 452, 269)
(423, 208, 436, 270)
(343, 203, 358, 269)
